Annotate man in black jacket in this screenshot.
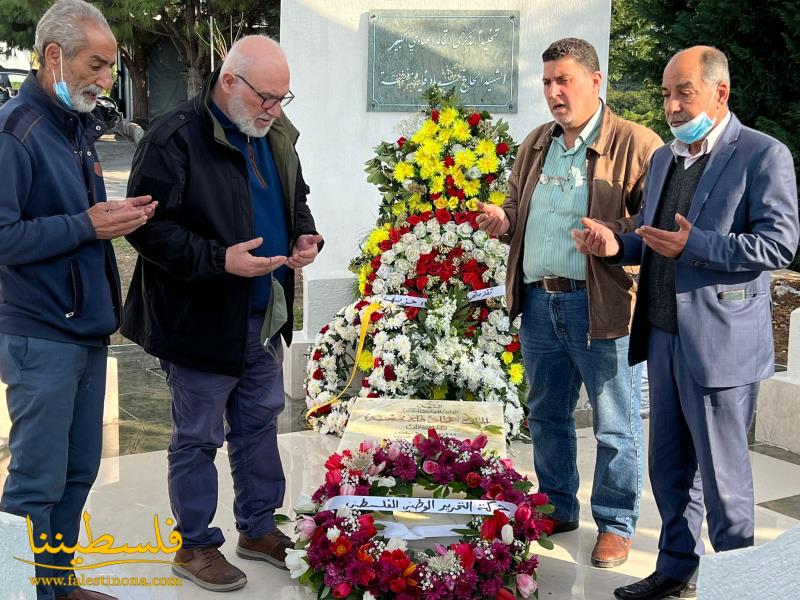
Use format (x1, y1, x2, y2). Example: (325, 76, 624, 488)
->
(122, 36, 322, 592)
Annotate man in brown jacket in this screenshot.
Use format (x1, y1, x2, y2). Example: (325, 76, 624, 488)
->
(478, 38, 662, 567)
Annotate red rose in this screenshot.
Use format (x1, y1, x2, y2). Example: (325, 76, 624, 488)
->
(485, 173, 497, 184)
(332, 582, 352, 598)
(355, 300, 369, 310)
(447, 247, 464, 260)
(443, 156, 455, 168)
(389, 578, 407, 593)
(496, 142, 509, 155)
(466, 472, 482, 488)
(384, 365, 396, 381)
(468, 112, 481, 126)
(312, 369, 324, 381)
(453, 211, 470, 224)
(431, 109, 440, 123)
(430, 192, 442, 200)
(416, 275, 429, 289)
(397, 136, 406, 148)
(325, 453, 343, 470)
(435, 208, 451, 224)
(312, 349, 323, 361)
(480, 509, 510, 540)
(455, 188, 465, 199)
(389, 228, 401, 242)
(373, 357, 383, 368)
(370, 256, 381, 270)
(367, 392, 379, 398)
(536, 517, 556, 536)
(404, 306, 420, 320)
(451, 542, 475, 570)
(506, 340, 521, 352)
(364, 283, 372, 295)
(529, 492, 549, 506)
(445, 175, 455, 186)
(378, 240, 392, 251)
(370, 311, 383, 323)
(419, 210, 433, 222)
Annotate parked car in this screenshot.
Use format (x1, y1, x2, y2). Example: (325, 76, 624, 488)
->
(0, 68, 27, 108)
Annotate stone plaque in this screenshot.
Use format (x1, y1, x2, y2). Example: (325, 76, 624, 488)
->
(338, 398, 507, 457)
(367, 10, 519, 112)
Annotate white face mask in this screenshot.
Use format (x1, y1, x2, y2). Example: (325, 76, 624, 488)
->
(669, 84, 719, 144)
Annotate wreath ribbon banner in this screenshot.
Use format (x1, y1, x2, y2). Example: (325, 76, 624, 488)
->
(305, 302, 383, 424)
(321, 495, 518, 516)
(380, 286, 506, 308)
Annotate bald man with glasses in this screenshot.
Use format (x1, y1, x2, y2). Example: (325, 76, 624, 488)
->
(121, 35, 323, 592)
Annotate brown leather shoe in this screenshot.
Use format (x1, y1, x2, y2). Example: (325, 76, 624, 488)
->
(172, 546, 247, 591)
(236, 528, 294, 569)
(591, 532, 632, 568)
(56, 588, 117, 600)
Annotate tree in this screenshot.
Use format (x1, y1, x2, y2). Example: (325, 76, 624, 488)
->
(0, 1, 280, 119)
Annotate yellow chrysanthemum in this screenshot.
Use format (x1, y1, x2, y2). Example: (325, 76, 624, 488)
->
(462, 179, 481, 198)
(451, 119, 472, 142)
(489, 190, 506, 206)
(508, 363, 524, 385)
(433, 196, 448, 209)
(391, 201, 407, 216)
(429, 175, 445, 194)
(419, 139, 443, 160)
(408, 193, 424, 213)
(393, 161, 415, 182)
(419, 164, 439, 181)
(357, 263, 373, 294)
(432, 385, 448, 400)
(451, 168, 467, 188)
(437, 127, 452, 144)
(477, 154, 499, 175)
(364, 228, 390, 256)
(357, 350, 375, 372)
(438, 107, 459, 127)
(501, 351, 514, 365)
(447, 196, 460, 210)
(411, 119, 439, 144)
(454, 149, 477, 170)
(475, 139, 496, 156)
(465, 199, 478, 211)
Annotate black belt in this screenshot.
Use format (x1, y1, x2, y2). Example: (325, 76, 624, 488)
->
(530, 277, 586, 293)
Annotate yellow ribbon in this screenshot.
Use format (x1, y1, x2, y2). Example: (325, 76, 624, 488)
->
(305, 302, 383, 427)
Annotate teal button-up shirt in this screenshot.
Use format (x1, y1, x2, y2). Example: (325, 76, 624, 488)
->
(523, 103, 603, 283)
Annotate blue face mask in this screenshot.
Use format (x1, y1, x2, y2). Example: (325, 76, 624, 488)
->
(669, 85, 719, 145)
(51, 47, 73, 110)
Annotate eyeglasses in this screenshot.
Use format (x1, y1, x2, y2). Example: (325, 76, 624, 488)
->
(234, 74, 294, 109)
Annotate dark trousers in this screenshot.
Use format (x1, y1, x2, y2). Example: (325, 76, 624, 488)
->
(163, 315, 286, 548)
(0, 334, 107, 599)
(648, 326, 758, 581)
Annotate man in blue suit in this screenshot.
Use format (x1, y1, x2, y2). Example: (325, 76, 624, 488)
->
(574, 46, 799, 600)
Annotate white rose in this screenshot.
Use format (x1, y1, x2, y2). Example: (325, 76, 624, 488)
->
(418, 242, 433, 256)
(441, 231, 458, 247)
(461, 240, 474, 252)
(294, 492, 318, 514)
(404, 246, 420, 262)
(457, 223, 474, 237)
(376, 264, 391, 279)
(474, 249, 487, 262)
(413, 223, 427, 237)
(382, 249, 396, 264)
(285, 548, 309, 579)
(371, 279, 386, 295)
(473, 229, 489, 246)
(394, 258, 411, 273)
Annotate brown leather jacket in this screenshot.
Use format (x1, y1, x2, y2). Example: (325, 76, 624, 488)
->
(503, 105, 662, 339)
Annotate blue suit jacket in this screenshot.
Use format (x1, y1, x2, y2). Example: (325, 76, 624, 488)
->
(620, 114, 798, 388)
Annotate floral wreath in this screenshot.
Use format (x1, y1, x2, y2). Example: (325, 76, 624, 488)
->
(304, 298, 525, 439)
(288, 429, 555, 600)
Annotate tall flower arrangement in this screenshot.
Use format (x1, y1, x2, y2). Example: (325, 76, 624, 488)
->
(305, 88, 526, 439)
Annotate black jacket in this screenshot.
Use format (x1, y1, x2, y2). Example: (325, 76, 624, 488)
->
(121, 73, 319, 376)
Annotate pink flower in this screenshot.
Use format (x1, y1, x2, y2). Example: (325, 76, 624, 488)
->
(297, 516, 316, 541)
(517, 573, 537, 598)
(422, 460, 438, 475)
(332, 582, 352, 598)
(359, 439, 380, 452)
(339, 483, 356, 496)
(501, 458, 514, 469)
(366, 461, 386, 476)
(514, 504, 532, 525)
(386, 444, 402, 461)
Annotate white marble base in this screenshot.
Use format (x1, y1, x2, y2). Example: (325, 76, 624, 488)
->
(698, 524, 800, 598)
(757, 373, 800, 455)
(0, 512, 36, 600)
(0, 426, 794, 599)
(283, 335, 312, 401)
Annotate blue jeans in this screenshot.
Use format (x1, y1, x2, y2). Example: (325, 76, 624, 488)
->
(0, 334, 107, 600)
(519, 286, 643, 537)
(163, 314, 286, 548)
